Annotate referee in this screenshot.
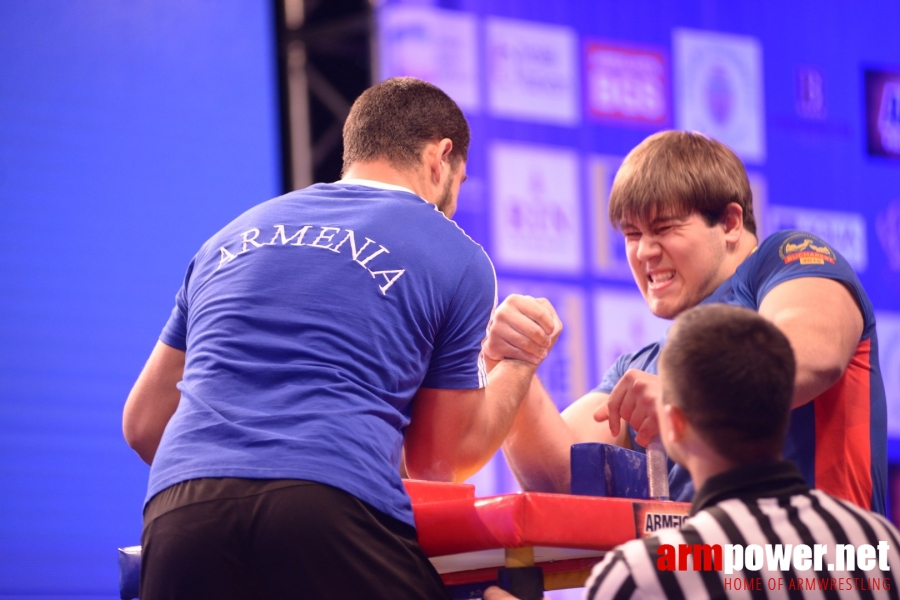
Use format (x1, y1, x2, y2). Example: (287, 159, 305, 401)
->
(487, 304, 900, 600)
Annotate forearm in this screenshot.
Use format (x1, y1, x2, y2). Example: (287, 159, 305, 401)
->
(404, 359, 537, 483)
(502, 376, 579, 493)
(452, 359, 539, 481)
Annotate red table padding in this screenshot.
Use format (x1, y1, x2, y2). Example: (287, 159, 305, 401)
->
(404, 480, 660, 558)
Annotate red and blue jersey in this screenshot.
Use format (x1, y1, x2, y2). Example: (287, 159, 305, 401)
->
(598, 229, 887, 514)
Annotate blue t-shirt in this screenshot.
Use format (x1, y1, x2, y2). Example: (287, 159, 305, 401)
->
(148, 182, 497, 527)
(597, 230, 886, 514)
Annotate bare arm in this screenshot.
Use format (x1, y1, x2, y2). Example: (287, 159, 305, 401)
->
(758, 277, 864, 407)
(483, 294, 627, 493)
(502, 378, 627, 493)
(405, 297, 562, 483)
(404, 359, 539, 482)
(122, 341, 185, 464)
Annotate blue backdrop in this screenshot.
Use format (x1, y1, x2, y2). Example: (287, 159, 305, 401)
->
(0, 1, 281, 596)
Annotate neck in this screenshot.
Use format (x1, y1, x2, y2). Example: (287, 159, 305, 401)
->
(342, 160, 426, 199)
(708, 230, 758, 295)
(728, 231, 759, 272)
(682, 443, 739, 492)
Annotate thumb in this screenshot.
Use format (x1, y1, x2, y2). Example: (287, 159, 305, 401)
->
(594, 403, 610, 423)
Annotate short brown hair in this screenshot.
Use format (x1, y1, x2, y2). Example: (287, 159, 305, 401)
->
(660, 304, 795, 464)
(342, 77, 470, 174)
(609, 131, 756, 235)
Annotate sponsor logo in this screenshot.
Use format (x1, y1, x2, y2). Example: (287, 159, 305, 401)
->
(378, 6, 479, 111)
(796, 66, 827, 120)
(486, 17, 579, 125)
(633, 501, 690, 537)
(778, 233, 836, 265)
(673, 29, 766, 164)
(768, 207, 867, 272)
(584, 41, 668, 125)
(490, 142, 582, 272)
(878, 200, 900, 271)
(865, 70, 900, 159)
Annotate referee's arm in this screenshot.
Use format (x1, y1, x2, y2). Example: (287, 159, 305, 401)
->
(584, 549, 638, 600)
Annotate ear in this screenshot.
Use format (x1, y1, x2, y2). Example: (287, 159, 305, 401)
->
(427, 138, 452, 184)
(722, 202, 744, 245)
(662, 403, 688, 446)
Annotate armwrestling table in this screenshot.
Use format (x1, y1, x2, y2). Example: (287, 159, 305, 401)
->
(119, 479, 690, 599)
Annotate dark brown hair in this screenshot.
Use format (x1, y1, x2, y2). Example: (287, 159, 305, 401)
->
(660, 304, 795, 464)
(342, 77, 470, 174)
(609, 131, 756, 235)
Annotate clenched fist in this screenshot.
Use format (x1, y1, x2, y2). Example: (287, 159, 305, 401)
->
(483, 294, 563, 366)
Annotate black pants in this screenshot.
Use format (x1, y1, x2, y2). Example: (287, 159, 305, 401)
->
(141, 478, 452, 600)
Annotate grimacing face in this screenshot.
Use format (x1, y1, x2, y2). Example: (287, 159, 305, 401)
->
(620, 212, 731, 319)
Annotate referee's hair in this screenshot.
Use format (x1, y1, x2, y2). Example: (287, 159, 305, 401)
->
(608, 130, 756, 235)
(342, 77, 470, 175)
(660, 304, 796, 464)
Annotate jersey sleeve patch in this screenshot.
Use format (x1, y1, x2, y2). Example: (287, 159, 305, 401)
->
(778, 232, 836, 266)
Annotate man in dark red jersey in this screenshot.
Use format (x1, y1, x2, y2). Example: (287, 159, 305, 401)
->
(486, 130, 886, 514)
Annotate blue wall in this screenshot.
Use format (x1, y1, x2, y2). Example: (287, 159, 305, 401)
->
(0, 1, 281, 596)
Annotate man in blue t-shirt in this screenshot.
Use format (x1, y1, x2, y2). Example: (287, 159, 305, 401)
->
(123, 78, 560, 600)
(486, 131, 886, 515)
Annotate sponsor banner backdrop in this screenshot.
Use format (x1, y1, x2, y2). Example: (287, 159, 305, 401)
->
(766, 206, 867, 273)
(877, 312, 900, 438)
(486, 17, 579, 125)
(588, 154, 631, 279)
(673, 28, 766, 164)
(378, 5, 479, 111)
(490, 141, 583, 273)
(584, 40, 669, 126)
(594, 288, 670, 380)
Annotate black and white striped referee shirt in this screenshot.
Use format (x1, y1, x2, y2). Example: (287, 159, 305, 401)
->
(585, 461, 900, 600)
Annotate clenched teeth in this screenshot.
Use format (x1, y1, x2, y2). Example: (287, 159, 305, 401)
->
(648, 271, 674, 284)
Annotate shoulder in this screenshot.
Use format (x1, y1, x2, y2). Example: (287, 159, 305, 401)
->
(753, 229, 853, 274)
(618, 340, 664, 374)
(736, 230, 871, 307)
(596, 340, 663, 393)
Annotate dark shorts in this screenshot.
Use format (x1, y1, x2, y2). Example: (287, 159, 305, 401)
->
(140, 478, 451, 600)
